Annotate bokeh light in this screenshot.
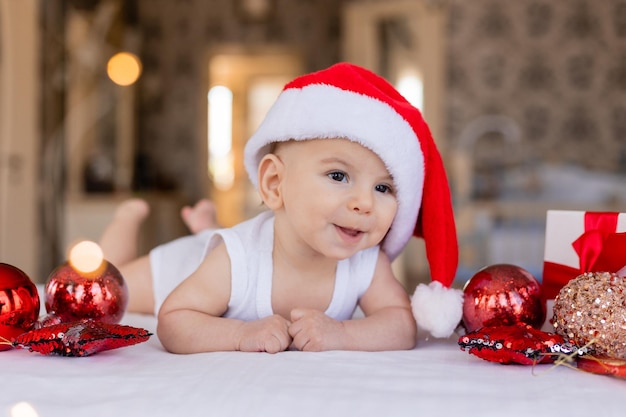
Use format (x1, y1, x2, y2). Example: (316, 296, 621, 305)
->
(107, 52, 142, 86)
(69, 241, 104, 273)
(10, 402, 39, 417)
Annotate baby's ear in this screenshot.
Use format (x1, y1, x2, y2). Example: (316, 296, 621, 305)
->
(257, 154, 284, 210)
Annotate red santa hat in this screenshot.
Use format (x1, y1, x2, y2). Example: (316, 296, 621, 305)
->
(244, 62, 463, 338)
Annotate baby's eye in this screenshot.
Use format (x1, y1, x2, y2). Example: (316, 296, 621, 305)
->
(375, 184, 393, 194)
(328, 171, 347, 182)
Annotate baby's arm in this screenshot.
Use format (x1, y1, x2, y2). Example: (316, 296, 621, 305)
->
(289, 251, 416, 351)
(157, 242, 291, 354)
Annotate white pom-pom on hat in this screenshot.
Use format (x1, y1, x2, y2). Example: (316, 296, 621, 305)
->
(243, 62, 461, 337)
(412, 281, 463, 338)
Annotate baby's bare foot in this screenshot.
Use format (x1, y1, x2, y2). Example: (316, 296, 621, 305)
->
(114, 198, 150, 224)
(181, 199, 218, 234)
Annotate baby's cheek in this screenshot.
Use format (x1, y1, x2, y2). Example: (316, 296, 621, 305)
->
(380, 202, 398, 230)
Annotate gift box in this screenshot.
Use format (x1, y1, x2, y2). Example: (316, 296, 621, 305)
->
(542, 210, 626, 300)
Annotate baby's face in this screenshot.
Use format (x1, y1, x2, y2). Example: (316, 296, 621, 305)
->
(274, 138, 398, 260)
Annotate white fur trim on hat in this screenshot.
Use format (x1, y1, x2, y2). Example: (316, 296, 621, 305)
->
(244, 84, 424, 260)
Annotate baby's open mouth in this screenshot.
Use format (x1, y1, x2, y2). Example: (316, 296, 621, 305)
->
(336, 225, 362, 237)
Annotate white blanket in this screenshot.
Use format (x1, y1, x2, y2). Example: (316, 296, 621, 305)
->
(2, 310, 624, 417)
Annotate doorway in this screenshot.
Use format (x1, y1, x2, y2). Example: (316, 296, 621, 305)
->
(206, 50, 303, 227)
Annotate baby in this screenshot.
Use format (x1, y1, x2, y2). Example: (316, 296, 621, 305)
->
(99, 63, 461, 353)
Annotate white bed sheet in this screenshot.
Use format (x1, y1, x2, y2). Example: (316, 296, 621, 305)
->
(2, 310, 625, 417)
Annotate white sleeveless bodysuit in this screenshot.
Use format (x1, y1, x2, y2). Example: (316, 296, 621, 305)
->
(150, 210, 379, 319)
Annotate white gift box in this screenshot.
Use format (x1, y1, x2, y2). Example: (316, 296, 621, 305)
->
(542, 210, 626, 299)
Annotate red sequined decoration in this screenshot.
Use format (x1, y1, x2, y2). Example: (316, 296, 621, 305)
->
(13, 319, 152, 357)
(459, 324, 568, 365)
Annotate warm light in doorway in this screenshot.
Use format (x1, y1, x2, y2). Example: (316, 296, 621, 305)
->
(208, 86, 234, 190)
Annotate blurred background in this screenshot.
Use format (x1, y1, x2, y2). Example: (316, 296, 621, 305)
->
(2, 0, 626, 289)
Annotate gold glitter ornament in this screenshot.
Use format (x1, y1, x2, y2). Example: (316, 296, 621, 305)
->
(552, 272, 626, 359)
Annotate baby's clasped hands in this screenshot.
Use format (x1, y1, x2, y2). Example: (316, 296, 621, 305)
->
(236, 310, 347, 353)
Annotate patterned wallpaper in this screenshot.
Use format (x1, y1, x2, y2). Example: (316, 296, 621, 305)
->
(446, 0, 626, 188)
(128, 0, 626, 203)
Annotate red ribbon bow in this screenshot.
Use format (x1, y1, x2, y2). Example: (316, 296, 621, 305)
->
(542, 212, 626, 299)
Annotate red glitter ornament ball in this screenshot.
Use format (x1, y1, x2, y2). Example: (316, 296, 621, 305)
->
(45, 260, 128, 324)
(0, 263, 40, 350)
(462, 264, 545, 333)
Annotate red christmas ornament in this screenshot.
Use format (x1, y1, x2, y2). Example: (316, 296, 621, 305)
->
(13, 319, 151, 357)
(45, 261, 128, 324)
(45, 241, 128, 324)
(0, 263, 40, 350)
(462, 264, 545, 333)
(553, 272, 626, 359)
(576, 356, 626, 379)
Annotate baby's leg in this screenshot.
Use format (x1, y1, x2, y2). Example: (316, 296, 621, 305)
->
(99, 198, 218, 315)
(99, 198, 155, 314)
(99, 198, 150, 266)
(180, 199, 219, 233)
(119, 255, 155, 314)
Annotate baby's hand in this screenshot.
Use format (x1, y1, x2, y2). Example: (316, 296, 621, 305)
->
(288, 309, 346, 351)
(236, 314, 292, 353)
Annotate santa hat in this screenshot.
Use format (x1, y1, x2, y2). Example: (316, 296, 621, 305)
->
(244, 62, 463, 338)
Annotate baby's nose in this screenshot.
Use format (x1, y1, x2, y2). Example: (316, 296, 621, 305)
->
(348, 189, 373, 213)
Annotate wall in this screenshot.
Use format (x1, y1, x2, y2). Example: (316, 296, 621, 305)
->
(10, 0, 626, 280)
(0, 0, 40, 279)
(130, 0, 626, 204)
(444, 0, 626, 278)
(447, 0, 626, 180)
